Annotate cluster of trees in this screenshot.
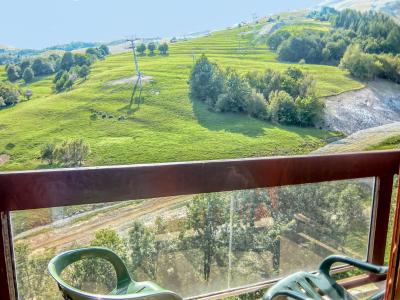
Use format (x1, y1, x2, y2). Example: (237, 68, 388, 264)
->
(268, 8, 400, 82)
(307, 6, 338, 21)
(136, 42, 169, 56)
(40, 138, 91, 167)
(4, 45, 109, 90)
(0, 81, 20, 108)
(5, 54, 59, 83)
(54, 45, 109, 92)
(189, 55, 324, 127)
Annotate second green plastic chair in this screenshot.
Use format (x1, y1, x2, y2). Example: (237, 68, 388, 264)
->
(263, 255, 387, 300)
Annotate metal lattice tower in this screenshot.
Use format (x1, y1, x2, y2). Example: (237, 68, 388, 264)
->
(127, 37, 143, 109)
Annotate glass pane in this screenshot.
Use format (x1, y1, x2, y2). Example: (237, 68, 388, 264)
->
(11, 178, 374, 299)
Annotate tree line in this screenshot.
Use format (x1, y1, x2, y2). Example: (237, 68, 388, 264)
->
(4, 45, 109, 90)
(189, 55, 324, 127)
(136, 42, 169, 56)
(268, 8, 400, 82)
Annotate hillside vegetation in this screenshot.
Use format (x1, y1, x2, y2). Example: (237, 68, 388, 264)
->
(0, 23, 362, 171)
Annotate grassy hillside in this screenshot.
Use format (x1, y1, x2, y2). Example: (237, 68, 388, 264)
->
(0, 23, 362, 171)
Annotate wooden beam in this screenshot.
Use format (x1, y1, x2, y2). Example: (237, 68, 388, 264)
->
(0, 150, 399, 212)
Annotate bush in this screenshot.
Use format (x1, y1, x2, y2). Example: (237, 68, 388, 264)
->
(267, 30, 291, 50)
(52, 139, 91, 167)
(296, 96, 325, 127)
(247, 91, 268, 119)
(6, 65, 20, 81)
(269, 91, 298, 125)
(278, 35, 323, 63)
(22, 67, 34, 83)
(31, 58, 54, 76)
(215, 70, 251, 113)
(40, 143, 55, 164)
(0, 81, 20, 106)
(339, 44, 379, 80)
(60, 52, 74, 71)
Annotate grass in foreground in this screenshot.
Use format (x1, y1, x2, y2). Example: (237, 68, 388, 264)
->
(0, 23, 361, 171)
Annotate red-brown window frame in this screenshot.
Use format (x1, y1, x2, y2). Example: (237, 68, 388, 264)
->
(0, 150, 399, 300)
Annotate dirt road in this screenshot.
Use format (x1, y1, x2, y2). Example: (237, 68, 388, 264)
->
(20, 195, 192, 253)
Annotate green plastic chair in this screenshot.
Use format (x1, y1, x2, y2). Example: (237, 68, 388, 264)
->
(263, 255, 387, 300)
(48, 247, 183, 300)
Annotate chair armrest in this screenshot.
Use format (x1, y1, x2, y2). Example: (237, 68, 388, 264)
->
(48, 247, 131, 290)
(319, 255, 388, 276)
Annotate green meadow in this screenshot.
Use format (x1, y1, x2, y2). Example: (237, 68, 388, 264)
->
(0, 23, 363, 171)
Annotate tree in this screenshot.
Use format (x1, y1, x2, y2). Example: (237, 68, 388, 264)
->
(267, 30, 291, 50)
(55, 72, 68, 92)
(215, 69, 251, 113)
(185, 193, 228, 281)
(99, 44, 110, 56)
(64, 78, 73, 90)
(53, 138, 91, 167)
(40, 143, 55, 164)
(0, 81, 20, 106)
(340, 44, 379, 80)
(78, 65, 90, 80)
(268, 90, 298, 125)
(189, 55, 225, 108)
(277, 35, 323, 63)
(158, 43, 169, 55)
(128, 222, 158, 279)
(22, 67, 34, 83)
(295, 95, 324, 127)
(60, 51, 74, 71)
(147, 42, 156, 55)
(137, 43, 146, 55)
(73, 53, 91, 66)
(31, 58, 54, 76)
(6, 65, 20, 81)
(246, 90, 268, 119)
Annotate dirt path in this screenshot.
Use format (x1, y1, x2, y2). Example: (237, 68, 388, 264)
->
(323, 79, 400, 135)
(315, 122, 400, 153)
(21, 195, 192, 253)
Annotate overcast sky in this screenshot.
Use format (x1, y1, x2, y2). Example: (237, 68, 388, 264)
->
(1, 0, 322, 49)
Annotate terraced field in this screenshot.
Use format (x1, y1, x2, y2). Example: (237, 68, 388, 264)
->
(0, 22, 362, 171)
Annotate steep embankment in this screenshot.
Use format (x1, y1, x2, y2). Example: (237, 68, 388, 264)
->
(323, 80, 400, 135)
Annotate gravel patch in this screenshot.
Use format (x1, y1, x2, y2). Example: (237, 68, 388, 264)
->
(323, 79, 400, 135)
(0, 154, 10, 166)
(106, 75, 153, 86)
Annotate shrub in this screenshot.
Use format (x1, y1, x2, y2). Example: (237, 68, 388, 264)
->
(296, 96, 325, 127)
(40, 143, 55, 164)
(22, 67, 34, 83)
(267, 30, 291, 50)
(53, 139, 91, 167)
(31, 58, 54, 76)
(247, 91, 268, 119)
(339, 44, 379, 80)
(0, 81, 20, 106)
(269, 91, 298, 125)
(215, 69, 251, 113)
(6, 65, 20, 81)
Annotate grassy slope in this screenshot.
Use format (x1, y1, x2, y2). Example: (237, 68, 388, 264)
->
(0, 23, 362, 171)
